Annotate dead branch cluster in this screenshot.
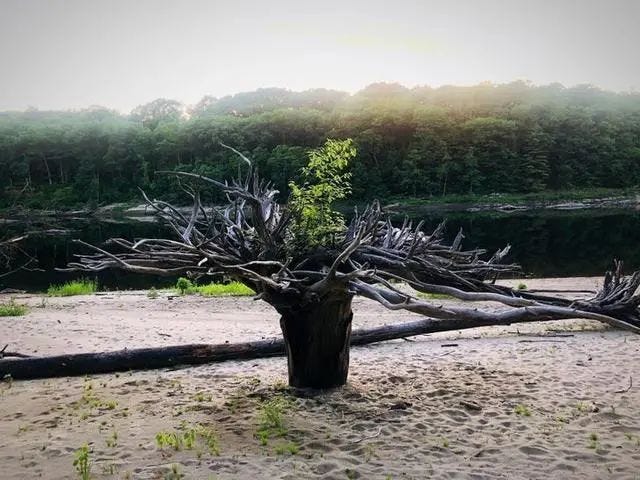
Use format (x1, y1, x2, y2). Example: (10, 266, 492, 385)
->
(67, 147, 640, 333)
(0, 234, 38, 279)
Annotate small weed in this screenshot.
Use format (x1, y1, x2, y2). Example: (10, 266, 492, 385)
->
(624, 433, 640, 446)
(345, 468, 358, 479)
(0, 299, 28, 316)
(256, 397, 290, 445)
(101, 463, 118, 475)
(73, 444, 91, 480)
(182, 428, 196, 449)
(197, 425, 220, 455)
(514, 404, 531, 416)
(76, 382, 117, 413)
(275, 441, 300, 455)
(156, 423, 220, 456)
(105, 429, 118, 448)
(363, 443, 376, 461)
(147, 287, 159, 299)
(441, 437, 450, 448)
(48, 279, 97, 297)
(225, 395, 242, 414)
(165, 464, 184, 480)
(193, 391, 212, 402)
(576, 401, 593, 413)
(517, 283, 528, 290)
(588, 432, 599, 449)
(272, 379, 289, 392)
(156, 431, 183, 451)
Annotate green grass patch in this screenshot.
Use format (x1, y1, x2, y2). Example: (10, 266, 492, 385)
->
(175, 278, 254, 297)
(0, 300, 28, 317)
(48, 279, 97, 297)
(256, 397, 291, 446)
(416, 292, 453, 300)
(155, 422, 220, 456)
(275, 441, 300, 455)
(195, 282, 254, 296)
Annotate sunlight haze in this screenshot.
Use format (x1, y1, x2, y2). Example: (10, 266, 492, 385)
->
(1, 0, 638, 112)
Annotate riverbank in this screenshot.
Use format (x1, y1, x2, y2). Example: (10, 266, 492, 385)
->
(2, 188, 639, 220)
(1, 277, 639, 479)
(382, 188, 640, 214)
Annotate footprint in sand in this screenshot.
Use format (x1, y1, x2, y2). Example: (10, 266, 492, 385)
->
(519, 445, 550, 456)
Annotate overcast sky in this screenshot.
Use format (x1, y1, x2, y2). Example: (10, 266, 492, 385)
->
(1, 0, 638, 112)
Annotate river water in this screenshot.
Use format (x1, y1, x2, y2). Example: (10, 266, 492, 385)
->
(2, 207, 640, 292)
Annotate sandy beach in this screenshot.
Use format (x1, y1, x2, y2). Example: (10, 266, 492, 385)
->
(1, 277, 639, 479)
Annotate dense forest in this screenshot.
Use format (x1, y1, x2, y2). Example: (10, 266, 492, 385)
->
(1, 81, 640, 209)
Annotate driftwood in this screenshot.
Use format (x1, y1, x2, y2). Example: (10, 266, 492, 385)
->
(0, 344, 30, 359)
(0, 310, 609, 380)
(0, 234, 38, 278)
(55, 143, 640, 388)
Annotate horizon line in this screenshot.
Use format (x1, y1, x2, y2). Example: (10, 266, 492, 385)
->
(2, 79, 638, 116)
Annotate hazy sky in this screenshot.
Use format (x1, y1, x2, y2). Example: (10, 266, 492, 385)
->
(1, 0, 638, 112)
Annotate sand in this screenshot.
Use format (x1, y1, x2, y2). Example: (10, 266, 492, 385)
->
(1, 277, 639, 479)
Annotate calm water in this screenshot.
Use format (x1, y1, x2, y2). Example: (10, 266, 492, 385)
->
(2, 208, 640, 292)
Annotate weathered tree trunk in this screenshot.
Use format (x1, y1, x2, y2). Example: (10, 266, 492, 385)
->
(1, 315, 456, 381)
(279, 295, 353, 389)
(1, 311, 638, 381)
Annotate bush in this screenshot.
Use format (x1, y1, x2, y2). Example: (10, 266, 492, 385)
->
(0, 299, 28, 316)
(47, 279, 97, 297)
(175, 277, 194, 295)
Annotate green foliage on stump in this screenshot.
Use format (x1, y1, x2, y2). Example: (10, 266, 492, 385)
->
(288, 139, 355, 248)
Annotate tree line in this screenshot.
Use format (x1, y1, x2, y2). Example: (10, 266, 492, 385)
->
(1, 81, 640, 209)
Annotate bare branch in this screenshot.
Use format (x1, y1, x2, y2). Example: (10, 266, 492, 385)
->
(63, 145, 640, 336)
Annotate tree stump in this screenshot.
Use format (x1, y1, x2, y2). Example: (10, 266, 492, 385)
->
(279, 295, 353, 389)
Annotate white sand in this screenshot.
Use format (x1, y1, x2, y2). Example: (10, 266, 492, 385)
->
(1, 277, 639, 479)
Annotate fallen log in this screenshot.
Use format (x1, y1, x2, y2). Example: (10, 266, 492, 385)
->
(0, 313, 582, 380)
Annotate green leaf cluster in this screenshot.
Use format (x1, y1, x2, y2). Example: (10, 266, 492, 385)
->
(72, 444, 91, 480)
(288, 139, 355, 248)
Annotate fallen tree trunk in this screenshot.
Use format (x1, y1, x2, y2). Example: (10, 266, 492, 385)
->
(0, 313, 588, 380)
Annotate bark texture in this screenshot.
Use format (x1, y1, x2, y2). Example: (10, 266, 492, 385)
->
(280, 295, 353, 388)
